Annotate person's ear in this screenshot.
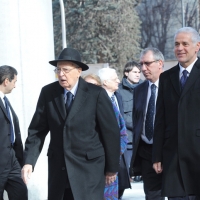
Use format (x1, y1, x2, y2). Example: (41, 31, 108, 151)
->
(103, 80, 109, 86)
(125, 72, 129, 77)
(4, 78, 9, 86)
(195, 42, 200, 53)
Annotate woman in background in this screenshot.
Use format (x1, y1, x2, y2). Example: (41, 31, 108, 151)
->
(83, 74, 101, 86)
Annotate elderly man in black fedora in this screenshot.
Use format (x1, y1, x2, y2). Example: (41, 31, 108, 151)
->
(21, 48, 120, 200)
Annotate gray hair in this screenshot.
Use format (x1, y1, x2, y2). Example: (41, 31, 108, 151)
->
(98, 68, 116, 84)
(0, 65, 18, 84)
(140, 47, 165, 62)
(174, 27, 200, 44)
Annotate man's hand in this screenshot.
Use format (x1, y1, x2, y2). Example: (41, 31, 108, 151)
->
(153, 162, 163, 174)
(21, 164, 33, 184)
(105, 172, 117, 185)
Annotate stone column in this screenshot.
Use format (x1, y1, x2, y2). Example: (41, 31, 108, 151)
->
(0, 1, 55, 199)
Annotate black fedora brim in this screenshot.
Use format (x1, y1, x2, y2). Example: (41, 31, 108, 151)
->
(49, 59, 89, 71)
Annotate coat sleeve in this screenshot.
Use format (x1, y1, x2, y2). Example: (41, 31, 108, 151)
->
(24, 88, 49, 168)
(96, 88, 121, 173)
(152, 73, 165, 163)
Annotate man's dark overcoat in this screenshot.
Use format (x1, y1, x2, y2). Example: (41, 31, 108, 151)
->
(115, 91, 131, 191)
(24, 78, 120, 200)
(130, 80, 149, 175)
(153, 59, 200, 197)
(0, 98, 23, 175)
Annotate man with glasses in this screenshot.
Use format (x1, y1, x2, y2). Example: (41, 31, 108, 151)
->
(153, 27, 200, 200)
(130, 47, 164, 200)
(21, 48, 120, 200)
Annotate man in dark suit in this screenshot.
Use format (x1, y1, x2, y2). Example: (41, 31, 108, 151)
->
(21, 48, 120, 200)
(130, 47, 164, 200)
(98, 67, 130, 199)
(0, 65, 27, 200)
(153, 27, 200, 200)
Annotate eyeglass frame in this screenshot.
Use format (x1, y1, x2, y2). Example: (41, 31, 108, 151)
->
(54, 67, 76, 74)
(138, 60, 159, 67)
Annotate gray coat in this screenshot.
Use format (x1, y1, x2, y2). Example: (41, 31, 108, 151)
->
(118, 78, 143, 144)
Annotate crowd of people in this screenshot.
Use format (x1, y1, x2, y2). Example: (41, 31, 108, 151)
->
(0, 26, 200, 200)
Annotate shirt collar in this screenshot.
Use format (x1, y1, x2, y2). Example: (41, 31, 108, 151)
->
(179, 57, 198, 75)
(106, 90, 115, 98)
(148, 79, 159, 88)
(0, 91, 5, 100)
(64, 79, 79, 97)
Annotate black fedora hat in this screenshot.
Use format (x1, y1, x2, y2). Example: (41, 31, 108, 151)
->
(49, 48, 89, 71)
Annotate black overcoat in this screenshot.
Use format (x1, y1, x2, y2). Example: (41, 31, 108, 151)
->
(130, 81, 149, 175)
(115, 91, 131, 190)
(24, 78, 120, 200)
(153, 59, 200, 197)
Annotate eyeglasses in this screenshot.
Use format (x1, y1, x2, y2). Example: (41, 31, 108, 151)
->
(54, 68, 75, 74)
(138, 60, 159, 67)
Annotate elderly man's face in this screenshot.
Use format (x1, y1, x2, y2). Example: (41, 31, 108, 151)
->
(174, 32, 200, 68)
(56, 61, 82, 90)
(104, 72, 120, 93)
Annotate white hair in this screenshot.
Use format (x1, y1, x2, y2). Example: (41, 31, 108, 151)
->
(98, 68, 116, 84)
(174, 27, 200, 44)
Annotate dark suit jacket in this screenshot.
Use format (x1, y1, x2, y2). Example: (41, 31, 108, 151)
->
(0, 97, 23, 175)
(24, 78, 120, 200)
(115, 92, 131, 190)
(153, 59, 200, 197)
(130, 80, 149, 175)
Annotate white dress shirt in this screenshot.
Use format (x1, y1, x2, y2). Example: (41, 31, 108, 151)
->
(64, 79, 79, 101)
(179, 58, 197, 79)
(106, 91, 120, 110)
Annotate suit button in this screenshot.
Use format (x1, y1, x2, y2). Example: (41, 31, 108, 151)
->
(62, 167, 65, 170)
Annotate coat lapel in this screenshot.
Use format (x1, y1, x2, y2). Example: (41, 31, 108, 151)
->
(169, 64, 181, 97)
(66, 78, 88, 123)
(142, 81, 149, 117)
(0, 98, 10, 121)
(52, 82, 66, 121)
(114, 91, 123, 116)
(180, 59, 200, 99)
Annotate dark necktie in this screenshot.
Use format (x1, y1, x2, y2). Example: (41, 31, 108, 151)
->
(180, 70, 188, 91)
(65, 92, 74, 113)
(111, 94, 118, 110)
(145, 84, 156, 141)
(4, 96, 15, 144)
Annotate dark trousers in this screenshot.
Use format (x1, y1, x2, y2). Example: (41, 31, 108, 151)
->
(0, 149, 27, 200)
(138, 140, 164, 200)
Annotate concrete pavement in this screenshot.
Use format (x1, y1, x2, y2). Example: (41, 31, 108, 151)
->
(122, 182, 145, 200)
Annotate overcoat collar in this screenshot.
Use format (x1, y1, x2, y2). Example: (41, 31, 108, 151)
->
(169, 58, 200, 98)
(53, 82, 66, 121)
(52, 78, 88, 122)
(180, 58, 200, 98)
(66, 77, 88, 123)
(169, 64, 180, 96)
(138, 80, 149, 117)
(0, 97, 15, 123)
(0, 98, 9, 120)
